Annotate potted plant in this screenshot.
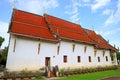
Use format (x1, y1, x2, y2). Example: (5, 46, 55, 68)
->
(3, 71, 9, 80)
(27, 71, 32, 79)
(35, 70, 41, 78)
(11, 72, 16, 80)
(20, 69, 26, 79)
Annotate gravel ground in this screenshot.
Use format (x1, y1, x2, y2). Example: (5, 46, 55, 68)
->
(100, 75, 120, 80)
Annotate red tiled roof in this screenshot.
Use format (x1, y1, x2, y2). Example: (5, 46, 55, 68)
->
(84, 29, 117, 51)
(10, 9, 57, 41)
(9, 9, 117, 51)
(98, 35, 117, 51)
(44, 14, 95, 44)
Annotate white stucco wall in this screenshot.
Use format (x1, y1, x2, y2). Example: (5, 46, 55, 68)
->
(6, 35, 57, 71)
(56, 41, 96, 68)
(6, 35, 115, 71)
(95, 50, 112, 67)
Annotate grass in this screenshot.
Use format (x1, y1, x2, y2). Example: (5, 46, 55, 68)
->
(57, 70, 120, 80)
(31, 70, 120, 80)
(31, 77, 43, 80)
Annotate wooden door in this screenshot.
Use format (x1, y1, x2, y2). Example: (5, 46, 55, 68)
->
(45, 57, 50, 66)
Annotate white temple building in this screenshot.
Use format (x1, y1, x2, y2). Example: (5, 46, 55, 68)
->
(6, 9, 118, 71)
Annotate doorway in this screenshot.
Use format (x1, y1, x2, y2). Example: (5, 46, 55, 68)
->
(45, 57, 50, 66)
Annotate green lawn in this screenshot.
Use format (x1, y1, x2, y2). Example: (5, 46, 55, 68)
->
(31, 70, 120, 80)
(57, 70, 120, 80)
(31, 77, 43, 80)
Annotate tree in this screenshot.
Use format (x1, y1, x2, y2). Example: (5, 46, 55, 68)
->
(0, 36, 4, 48)
(0, 47, 8, 65)
(0, 36, 8, 66)
(116, 51, 120, 64)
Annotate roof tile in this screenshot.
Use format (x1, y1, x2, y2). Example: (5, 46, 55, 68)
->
(45, 14, 95, 44)
(10, 9, 57, 41)
(9, 9, 116, 51)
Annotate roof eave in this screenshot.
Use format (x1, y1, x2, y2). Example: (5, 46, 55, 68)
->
(10, 32, 58, 42)
(60, 37, 95, 45)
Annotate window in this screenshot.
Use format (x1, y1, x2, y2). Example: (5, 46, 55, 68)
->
(63, 55, 67, 63)
(98, 57, 100, 62)
(78, 56, 81, 63)
(88, 56, 91, 62)
(106, 56, 108, 62)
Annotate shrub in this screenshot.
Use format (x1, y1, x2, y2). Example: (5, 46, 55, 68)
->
(60, 69, 65, 76)
(3, 70, 9, 77)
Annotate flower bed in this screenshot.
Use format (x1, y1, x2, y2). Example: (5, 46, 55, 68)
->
(0, 68, 42, 80)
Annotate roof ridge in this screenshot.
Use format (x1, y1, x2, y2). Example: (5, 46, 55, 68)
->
(83, 28, 97, 44)
(44, 14, 60, 40)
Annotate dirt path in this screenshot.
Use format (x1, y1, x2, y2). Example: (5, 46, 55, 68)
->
(100, 75, 120, 80)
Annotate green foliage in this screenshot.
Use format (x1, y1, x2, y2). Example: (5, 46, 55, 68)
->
(20, 68, 29, 76)
(60, 69, 65, 76)
(110, 53, 114, 61)
(35, 70, 41, 76)
(0, 36, 4, 47)
(0, 36, 8, 65)
(0, 46, 8, 65)
(116, 51, 120, 60)
(3, 70, 9, 77)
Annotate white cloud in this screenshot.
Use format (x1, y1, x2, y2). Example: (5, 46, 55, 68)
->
(9, 0, 59, 14)
(0, 21, 9, 49)
(104, 29, 120, 36)
(65, 0, 81, 23)
(65, 0, 111, 22)
(102, 9, 112, 15)
(104, 0, 120, 27)
(98, 28, 120, 40)
(91, 0, 111, 12)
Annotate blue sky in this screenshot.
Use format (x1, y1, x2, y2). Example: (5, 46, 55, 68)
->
(0, 0, 120, 49)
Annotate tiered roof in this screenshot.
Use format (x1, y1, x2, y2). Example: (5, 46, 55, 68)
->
(84, 29, 117, 51)
(9, 9, 57, 41)
(8, 9, 117, 51)
(44, 14, 95, 44)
